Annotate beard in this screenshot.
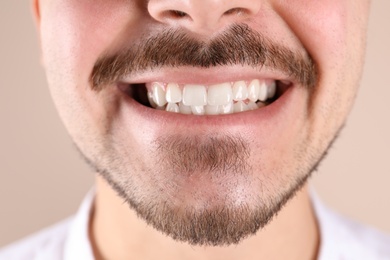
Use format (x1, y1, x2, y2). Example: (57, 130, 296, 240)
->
(77, 23, 323, 246)
(78, 132, 322, 246)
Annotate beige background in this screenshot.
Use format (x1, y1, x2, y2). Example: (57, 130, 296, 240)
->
(0, 1, 389, 248)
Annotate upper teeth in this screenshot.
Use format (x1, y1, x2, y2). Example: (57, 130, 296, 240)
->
(147, 79, 278, 115)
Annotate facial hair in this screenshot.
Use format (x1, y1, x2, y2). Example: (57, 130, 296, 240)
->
(79, 23, 323, 246)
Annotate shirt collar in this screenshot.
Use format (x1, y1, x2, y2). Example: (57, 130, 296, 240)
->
(63, 189, 95, 260)
(310, 190, 384, 260)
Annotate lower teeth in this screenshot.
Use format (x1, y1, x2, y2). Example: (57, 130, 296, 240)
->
(153, 99, 270, 115)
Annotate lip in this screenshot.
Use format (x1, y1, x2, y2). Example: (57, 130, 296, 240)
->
(118, 65, 298, 86)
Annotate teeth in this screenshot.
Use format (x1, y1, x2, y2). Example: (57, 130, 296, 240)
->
(233, 101, 249, 113)
(221, 101, 234, 114)
(146, 79, 282, 115)
(152, 82, 167, 107)
(147, 90, 158, 108)
(166, 83, 182, 103)
(166, 102, 179, 113)
(179, 102, 192, 114)
(208, 83, 232, 106)
(191, 105, 205, 115)
(248, 80, 260, 102)
(183, 85, 207, 106)
(247, 101, 258, 110)
(205, 104, 220, 115)
(258, 81, 268, 102)
(232, 81, 248, 101)
(267, 81, 277, 99)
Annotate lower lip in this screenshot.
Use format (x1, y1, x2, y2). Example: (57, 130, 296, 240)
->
(118, 84, 305, 132)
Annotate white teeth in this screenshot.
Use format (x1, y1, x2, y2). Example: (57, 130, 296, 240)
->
(152, 82, 167, 107)
(179, 102, 192, 114)
(147, 90, 158, 108)
(166, 102, 179, 113)
(221, 101, 234, 114)
(205, 104, 220, 115)
(248, 79, 260, 102)
(267, 81, 277, 99)
(166, 83, 182, 103)
(232, 81, 248, 101)
(191, 105, 205, 115)
(247, 101, 258, 110)
(208, 83, 232, 106)
(258, 81, 268, 102)
(183, 85, 207, 106)
(233, 101, 249, 113)
(146, 79, 282, 115)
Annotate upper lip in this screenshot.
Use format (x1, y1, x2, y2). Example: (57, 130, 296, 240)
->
(117, 66, 297, 86)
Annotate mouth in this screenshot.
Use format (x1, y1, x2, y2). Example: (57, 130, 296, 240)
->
(118, 79, 292, 115)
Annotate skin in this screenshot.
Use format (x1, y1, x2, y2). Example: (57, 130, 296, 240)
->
(33, 0, 370, 259)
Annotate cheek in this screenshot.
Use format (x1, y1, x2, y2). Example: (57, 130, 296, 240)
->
(275, 0, 349, 74)
(40, 0, 135, 81)
(275, 1, 369, 140)
(39, 0, 141, 138)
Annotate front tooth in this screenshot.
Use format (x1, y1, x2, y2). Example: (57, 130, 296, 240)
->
(152, 82, 167, 107)
(166, 83, 182, 103)
(248, 80, 260, 102)
(191, 105, 205, 115)
(207, 83, 232, 106)
(183, 84, 207, 106)
(233, 101, 249, 113)
(267, 81, 276, 99)
(232, 81, 248, 101)
(258, 81, 268, 102)
(179, 102, 192, 114)
(166, 103, 179, 113)
(205, 104, 220, 115)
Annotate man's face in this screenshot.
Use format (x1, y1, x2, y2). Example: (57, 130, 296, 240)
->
(36, 0, 370, 246)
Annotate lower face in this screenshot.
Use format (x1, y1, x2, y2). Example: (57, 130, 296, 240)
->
(38, 0, 370, 246)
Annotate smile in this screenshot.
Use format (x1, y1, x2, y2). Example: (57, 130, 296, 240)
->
(120, 79, 292, 115)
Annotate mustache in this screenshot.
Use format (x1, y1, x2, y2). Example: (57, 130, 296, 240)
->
(90, 24, 317, 91)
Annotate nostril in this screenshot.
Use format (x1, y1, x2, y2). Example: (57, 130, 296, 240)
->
(163, 10, 190, 19)
(223, 8, 248, 16)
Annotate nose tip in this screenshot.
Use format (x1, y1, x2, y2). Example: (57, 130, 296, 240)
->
(147, 0, 261, 34)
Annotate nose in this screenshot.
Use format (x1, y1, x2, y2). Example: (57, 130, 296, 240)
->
(147, 0, 261, 34)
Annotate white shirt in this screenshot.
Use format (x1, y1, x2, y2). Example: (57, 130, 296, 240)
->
(1, 190, 389, 260)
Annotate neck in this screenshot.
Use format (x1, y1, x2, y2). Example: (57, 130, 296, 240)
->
(90, 176, 319, 260)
